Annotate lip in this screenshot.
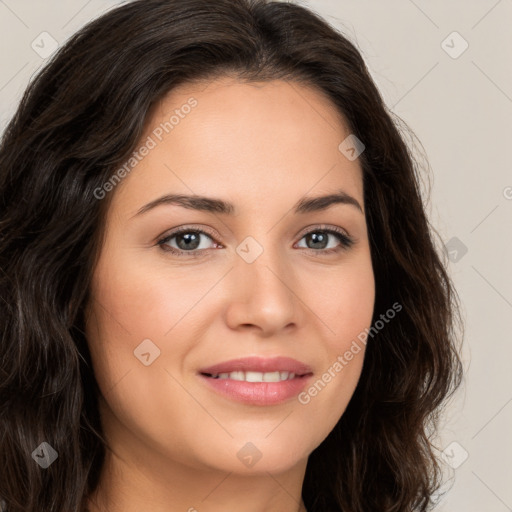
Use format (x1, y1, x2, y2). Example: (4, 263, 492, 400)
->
(198, 356, 313, 376)
(198, 356, 314, 406)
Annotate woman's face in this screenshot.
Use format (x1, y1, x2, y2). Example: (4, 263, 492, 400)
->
(85, 77, 375, 477)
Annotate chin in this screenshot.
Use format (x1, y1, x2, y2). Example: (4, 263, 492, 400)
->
(194, 439, 310, 475)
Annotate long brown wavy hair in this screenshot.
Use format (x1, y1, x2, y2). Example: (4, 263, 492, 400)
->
(0, 0, 463, 510)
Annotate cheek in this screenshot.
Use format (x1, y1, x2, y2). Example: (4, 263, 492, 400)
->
(84, 248, 219, 404)
(89, 251, 212, 340)
(84, 260, 203, 458)
(310, 254, 375, 345)
(296, 256, 374, 422)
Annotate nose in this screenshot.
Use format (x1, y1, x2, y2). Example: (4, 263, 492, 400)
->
(223, 245, 300, 336)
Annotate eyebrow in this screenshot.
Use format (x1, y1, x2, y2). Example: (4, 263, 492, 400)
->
(133, 189, 364, 217)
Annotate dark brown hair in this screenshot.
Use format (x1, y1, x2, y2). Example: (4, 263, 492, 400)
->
(0, 0, 463, 510)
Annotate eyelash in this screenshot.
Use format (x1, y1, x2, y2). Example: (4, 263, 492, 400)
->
(157, 225, 355, 258)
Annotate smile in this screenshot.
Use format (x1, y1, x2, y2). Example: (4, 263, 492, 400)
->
(204, 370, 298, 382)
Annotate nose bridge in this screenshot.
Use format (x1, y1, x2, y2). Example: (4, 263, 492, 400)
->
(236, 233, 293, 297)
(227, 231, 298, 331)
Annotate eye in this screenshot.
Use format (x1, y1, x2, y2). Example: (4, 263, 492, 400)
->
(158, 226, 220, 257)
(157, 225, 355, 257)
(295, 226, 355, 255)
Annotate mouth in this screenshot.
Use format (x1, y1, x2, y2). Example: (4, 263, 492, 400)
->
(198, 356, 314, 405)
(201, 370, 310, 382)
(198, 355, 313, 377)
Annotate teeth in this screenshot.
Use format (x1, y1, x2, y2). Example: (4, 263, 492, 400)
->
(246, 371, 263, 382)
(210, 371, 297, 382)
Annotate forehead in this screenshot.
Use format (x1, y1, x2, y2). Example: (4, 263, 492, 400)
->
(111, 77, 364, 216)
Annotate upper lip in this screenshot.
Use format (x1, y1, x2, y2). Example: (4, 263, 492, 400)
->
(199, 356, 313, 376)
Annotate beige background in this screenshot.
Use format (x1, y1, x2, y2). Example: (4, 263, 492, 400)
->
(1, 1, 511, 510)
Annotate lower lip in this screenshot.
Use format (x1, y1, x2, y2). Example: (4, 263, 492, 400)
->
(199, 373, 313, 405)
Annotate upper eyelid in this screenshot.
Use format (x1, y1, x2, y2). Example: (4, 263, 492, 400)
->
(297, 224, 351, 238)
(158, 225, 218, 244)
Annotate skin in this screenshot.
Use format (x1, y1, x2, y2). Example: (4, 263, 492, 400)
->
(85, 77, 375, 512)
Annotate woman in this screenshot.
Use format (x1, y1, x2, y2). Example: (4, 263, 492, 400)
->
(0, 0, 463, 510)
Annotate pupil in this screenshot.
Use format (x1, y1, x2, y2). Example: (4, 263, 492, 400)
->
(309, 232, 327, 249)
(178, 233, 200, 250)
